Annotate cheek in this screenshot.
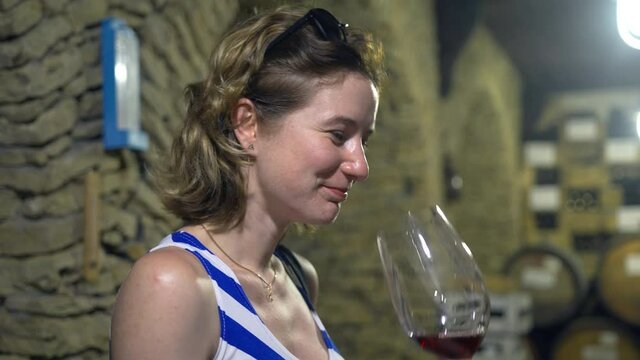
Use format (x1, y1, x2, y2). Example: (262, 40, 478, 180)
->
(265, 132, 340, 176)
(305, 144, 342, 173)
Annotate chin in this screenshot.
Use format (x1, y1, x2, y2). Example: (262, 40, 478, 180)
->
(291, 198, 344, 225)
(304, 215, 339, 226)
(323, 206, 342, 224)
(303, 205, 342, 225)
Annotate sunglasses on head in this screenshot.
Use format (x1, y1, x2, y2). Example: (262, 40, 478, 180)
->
(265, 8, 348, 55)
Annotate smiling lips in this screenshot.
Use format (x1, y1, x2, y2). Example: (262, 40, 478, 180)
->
(323, 185, 349, 202)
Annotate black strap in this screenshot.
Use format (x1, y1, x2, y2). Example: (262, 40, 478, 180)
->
(274, 245, 314, 309)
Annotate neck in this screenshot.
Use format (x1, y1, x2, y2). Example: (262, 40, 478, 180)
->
(191, 167, 293, 272)
(187, 210, 288, 273)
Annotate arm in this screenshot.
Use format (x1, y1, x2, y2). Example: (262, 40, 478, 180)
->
(292, 252, 319, 306)
(110, 248, 219, 360)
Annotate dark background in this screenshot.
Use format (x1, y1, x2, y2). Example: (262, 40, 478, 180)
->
(437, 0, 640, 139)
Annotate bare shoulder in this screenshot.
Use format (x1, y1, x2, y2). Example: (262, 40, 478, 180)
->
(291, 251, 319, 305)
(122, 246, 204, 282)
(116, 247, 213, 304)
(111, 247, 219, 360)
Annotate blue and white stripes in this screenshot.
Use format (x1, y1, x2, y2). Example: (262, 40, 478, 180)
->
(151, 231, 344, 360)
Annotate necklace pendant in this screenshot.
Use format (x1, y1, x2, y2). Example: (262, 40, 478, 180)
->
(266, 285, 274, 302)
(201, 225, 278, 302)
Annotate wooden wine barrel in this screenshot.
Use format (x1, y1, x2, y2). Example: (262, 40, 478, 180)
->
(503, 245, 588, 328)
(597, 238, 640, 326)
(551, 317, 640, 360)
(475, 335, 538, 360)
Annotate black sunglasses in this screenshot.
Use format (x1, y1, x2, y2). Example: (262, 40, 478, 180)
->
(265, 8, 348, 54)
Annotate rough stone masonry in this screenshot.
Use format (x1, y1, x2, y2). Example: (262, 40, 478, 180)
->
(0, 0, 522, 359)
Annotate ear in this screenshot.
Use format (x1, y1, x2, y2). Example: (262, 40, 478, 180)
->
(231, 98, 258, 150)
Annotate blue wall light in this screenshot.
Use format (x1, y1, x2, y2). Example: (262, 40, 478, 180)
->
(101, 17, 148, 151)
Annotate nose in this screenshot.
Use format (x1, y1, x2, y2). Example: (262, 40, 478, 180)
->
(341, 143, 369, 182)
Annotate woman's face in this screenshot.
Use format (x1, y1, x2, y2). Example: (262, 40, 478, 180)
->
(250, 72, 379, 225)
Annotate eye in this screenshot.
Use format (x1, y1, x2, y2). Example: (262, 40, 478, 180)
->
(330, 130, 346, 144)
(362, 132, 373, 149)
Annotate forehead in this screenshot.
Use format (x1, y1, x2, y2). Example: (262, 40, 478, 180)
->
(293, 72, 379, 126)
(256, 72, 379, 139)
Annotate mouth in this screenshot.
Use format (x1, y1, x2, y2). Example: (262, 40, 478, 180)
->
(322, 185, 349, 202)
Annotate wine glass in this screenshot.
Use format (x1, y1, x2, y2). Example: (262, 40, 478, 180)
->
(377, 205, 490, 359)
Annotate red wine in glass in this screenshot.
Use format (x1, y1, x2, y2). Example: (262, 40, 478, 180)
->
(378, 206, 490, 359)
(412, 332, 484, 359)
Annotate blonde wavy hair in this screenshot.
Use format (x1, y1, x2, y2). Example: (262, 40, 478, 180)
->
(153, 7, 385, 231)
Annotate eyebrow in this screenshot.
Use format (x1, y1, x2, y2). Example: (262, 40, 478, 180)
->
(327, 116, 376, 135)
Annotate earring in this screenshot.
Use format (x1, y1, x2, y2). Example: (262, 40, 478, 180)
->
(248, 144, 254, 150)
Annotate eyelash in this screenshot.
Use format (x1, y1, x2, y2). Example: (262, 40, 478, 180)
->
(330, 131, 346, 143)
(330, 130, 370, 149)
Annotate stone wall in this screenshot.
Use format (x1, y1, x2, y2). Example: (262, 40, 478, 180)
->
(0, 0, 238, 358)
(0, 1, 521, 359)
(439, 25, 523, 274)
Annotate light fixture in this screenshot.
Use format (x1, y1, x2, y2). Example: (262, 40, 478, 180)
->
(635, 111, 640, 138)
(617, 0, 640, 50)
(101, 17, 148, 151)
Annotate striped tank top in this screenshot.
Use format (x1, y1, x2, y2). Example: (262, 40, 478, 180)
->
(151, 231, 345, 360)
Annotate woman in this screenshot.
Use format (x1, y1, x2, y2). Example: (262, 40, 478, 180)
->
(110, 7, 384, 360)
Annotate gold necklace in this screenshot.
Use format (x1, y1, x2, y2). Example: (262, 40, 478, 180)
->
(200, 225, 278, 302)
